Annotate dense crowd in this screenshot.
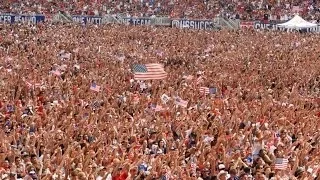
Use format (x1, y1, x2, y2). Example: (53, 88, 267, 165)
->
(0, 23, 319, 180)
(0, 0, 320, 21)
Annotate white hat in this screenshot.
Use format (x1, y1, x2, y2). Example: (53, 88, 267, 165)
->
(218, 164, 225, 170)
(1, 174, 9, 179)
(217, 170, 228, 179)
(97, 166, 106, 171)
(74, 64, 80, 69)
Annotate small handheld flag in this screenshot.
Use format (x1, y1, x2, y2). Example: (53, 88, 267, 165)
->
(274, 158, 289, 170)
(90, 83, 101, 92)
(199, 87, 217, 95)
(174, 97, 188, 108)
(161, 94, 170, 104)
(151, 104, 164, 112)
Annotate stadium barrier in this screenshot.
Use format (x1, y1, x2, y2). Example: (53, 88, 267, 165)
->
(1, 13, 319, 32)
(0, 14, 45, 24)
(0, 13, 221, 30)
(239, 20, 320, 32)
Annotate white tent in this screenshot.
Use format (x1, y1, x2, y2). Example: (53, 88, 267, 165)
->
(277, 15, 317, 29)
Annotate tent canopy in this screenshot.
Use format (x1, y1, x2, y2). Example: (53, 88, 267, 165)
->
(277, 15, 317, 29)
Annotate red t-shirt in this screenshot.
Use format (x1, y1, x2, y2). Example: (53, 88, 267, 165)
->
(112, 171, 128, 180)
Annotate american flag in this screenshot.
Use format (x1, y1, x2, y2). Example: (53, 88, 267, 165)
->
(199, 87, 217, 95)
(90, 84, 101, 92)
(161, 94, 170, 104)
(132, 64, 167, 80)
(151, 104, 164, 112)
(174, 97, 188, 108)
(274, 158, 289, 170)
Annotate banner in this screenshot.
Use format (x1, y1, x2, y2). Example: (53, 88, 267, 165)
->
(121, 17, 152, 26)
(152, 17, 171, 26)
(240, 21, 255, 29)
(240, 20, 320, 32)
(305, 25, 320, 32)
(71, 16, 153, 26)
(72, 15, 104, 25)
(171, 19, 215, 30)
(0, 14, 45, 24)
(254, 21, 280, 30)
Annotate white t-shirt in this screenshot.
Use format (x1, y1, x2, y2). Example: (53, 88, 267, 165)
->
(96, 173, 112, 180)
(106, 174, 112, 180)
(252, 137, 264, 156)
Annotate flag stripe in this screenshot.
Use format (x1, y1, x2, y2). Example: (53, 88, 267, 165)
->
(199, 87, 210, 94)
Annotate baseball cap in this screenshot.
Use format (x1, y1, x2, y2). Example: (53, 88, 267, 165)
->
(218, 164, 225, 170)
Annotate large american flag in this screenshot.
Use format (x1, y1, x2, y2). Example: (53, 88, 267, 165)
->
(199, 87, 217, 95)
(275, 158, 289, 170)
(132, 64, 167, 80)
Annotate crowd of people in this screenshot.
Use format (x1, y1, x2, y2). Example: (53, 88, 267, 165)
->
(0, 0, 320, 21)
(0, 22, 319, 180)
